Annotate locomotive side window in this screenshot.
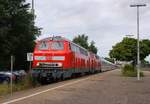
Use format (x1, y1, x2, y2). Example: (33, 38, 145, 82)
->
(51, 42, 64, 50)
(96, 55, 100, 59)
(76, 46, 80, 53)
(70, 43, 88, 55)
(70, 43, 80, 53)
(84, 51, 88, 56)
(70, 44, 76, 52)
(79, 48, 88, 56)
(38, 41, 49, 50)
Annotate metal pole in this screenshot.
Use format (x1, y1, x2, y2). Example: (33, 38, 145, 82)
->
(32, 0, 35, 21)
(31, 0, 34, 76)
(29, 61, 32, 76)
(130, 4, 146, 80)
(137, 6, 140, 80)
(10, 56, 13, 95)
(32, 0, 34, 15)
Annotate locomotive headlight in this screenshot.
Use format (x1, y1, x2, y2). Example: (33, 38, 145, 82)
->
(57, 63, 63, 67)
(36, 63, 39, 66)
(52, 56, 65, 60)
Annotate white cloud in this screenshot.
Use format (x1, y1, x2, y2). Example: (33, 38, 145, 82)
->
(27, 0, 150, 60)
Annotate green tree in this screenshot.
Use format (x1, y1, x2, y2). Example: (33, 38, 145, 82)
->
(72, 34, 98, 54)
(73, 34, 89, 49)
(141, 60, 149, 65)
(88, 41, 97, 54)
(109, 37, 150, 64)
(0, 0, 40, 70)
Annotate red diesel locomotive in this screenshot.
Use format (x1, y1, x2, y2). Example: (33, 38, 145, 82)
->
(32, 36, 101, 83)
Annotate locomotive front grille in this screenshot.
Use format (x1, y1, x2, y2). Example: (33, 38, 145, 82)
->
(38, 62, 62, 68)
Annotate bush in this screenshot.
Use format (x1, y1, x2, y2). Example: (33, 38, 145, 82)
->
(0, 74, 40, 97)
(14, 74, 40, 90)
(122, 64, 144, 77)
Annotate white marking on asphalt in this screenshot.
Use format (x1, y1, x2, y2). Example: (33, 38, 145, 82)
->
(2, 74, 101, 104)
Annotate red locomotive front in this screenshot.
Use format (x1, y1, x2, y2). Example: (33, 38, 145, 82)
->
(33, 39, 71, 69)
(32, 36, 74, 83)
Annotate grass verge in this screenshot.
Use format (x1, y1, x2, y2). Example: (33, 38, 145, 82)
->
(122, 64, 144, 77)
(0, 74, 40, 97)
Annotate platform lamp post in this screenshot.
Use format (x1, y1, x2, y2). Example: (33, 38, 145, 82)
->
(130, 4, 146, 80)
(10, 55, 14, 96)
(31, 0, 35, 20)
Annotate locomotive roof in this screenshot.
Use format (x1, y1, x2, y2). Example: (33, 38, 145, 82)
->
(39, 36, 100, 58)
(40, 36, 88, 50)
(40, 36, 66, 41)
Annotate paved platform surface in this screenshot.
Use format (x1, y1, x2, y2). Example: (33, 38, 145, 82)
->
(1, 69, 150, 104)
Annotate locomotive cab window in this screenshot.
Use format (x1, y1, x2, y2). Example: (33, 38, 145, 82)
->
(51, 42, 64, 50)
(38, 41, 49, 50)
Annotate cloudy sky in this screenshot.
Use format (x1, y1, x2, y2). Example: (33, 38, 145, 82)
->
(27, 0, 150, 60)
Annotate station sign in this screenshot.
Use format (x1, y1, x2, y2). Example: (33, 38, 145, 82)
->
(27, 53, 33, 61)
